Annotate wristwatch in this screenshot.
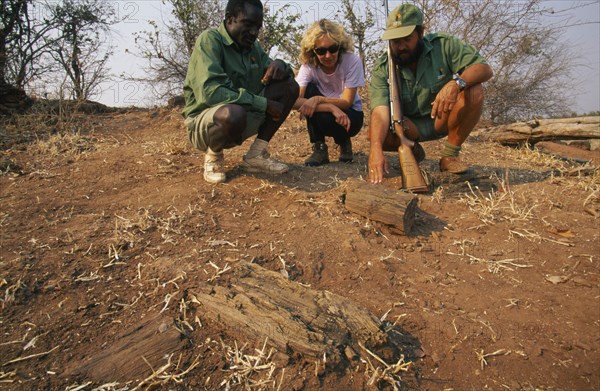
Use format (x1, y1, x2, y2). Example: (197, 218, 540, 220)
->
(453, 74, 467, 91)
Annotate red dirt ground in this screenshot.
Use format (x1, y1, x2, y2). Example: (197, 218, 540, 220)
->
(1, 107, 598, 390)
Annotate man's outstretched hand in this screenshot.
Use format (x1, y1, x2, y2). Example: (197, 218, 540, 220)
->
(261, 60, 288, 85)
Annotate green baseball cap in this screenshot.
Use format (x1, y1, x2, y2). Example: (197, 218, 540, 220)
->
(382, 4, 423, 40)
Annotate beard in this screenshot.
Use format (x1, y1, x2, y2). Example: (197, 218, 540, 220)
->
(394, 39, 425, 66)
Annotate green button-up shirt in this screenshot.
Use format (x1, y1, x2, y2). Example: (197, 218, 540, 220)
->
(369, 32, 488, 118)
(182, 23, 293, 119)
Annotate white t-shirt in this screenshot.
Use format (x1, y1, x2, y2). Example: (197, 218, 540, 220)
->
(295, 52, 365, 111)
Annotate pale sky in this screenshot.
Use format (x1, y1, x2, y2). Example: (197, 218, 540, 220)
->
(99, 0, 600, 114)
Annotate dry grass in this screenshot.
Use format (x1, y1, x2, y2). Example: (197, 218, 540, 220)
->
(2, 346, 60, 366)
(447, 239, 532, 274)
(459, 177, 538, 225)
(128, 353, 202, 390)
(554, 167, 600, 217)
(494, 143, 568, 170)
(112, 206, 188, 251)
(220, 338, 279, 390)
(431, 185, 445, 203)
(0, 100, 96, 150)
(0, 370, 17, 384)
(499, 143, 600, 194)
(159, 135, 191, 156)
(28, 131, 97, 157)
(358, 341, 412, 391)
(1, 278, 23, 309)
(475, 349, 511, 370)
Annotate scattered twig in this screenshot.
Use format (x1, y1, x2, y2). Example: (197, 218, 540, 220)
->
(207, 261, 231, 283)
(358, 341, 411, 391)
(2, 346, 60, 366)
(0, 370, 16, 383)
(220, 338, 278, 389)
(475, 349, 511, 370)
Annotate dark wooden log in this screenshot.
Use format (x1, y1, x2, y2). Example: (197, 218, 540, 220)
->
(191, 261, 390, 369)
(344, 180, 418, 234)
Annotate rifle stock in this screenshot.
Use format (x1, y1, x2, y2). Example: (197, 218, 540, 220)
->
(387, 44, 429, 193)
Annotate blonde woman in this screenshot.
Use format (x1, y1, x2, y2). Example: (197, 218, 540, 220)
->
(295, 19, 365, 166)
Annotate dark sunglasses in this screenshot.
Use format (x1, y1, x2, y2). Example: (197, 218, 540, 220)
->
(313, 44, 340, 56)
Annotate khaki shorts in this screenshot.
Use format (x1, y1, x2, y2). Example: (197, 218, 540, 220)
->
(184, 105, 266, 151)
(412, 116, 445, 142)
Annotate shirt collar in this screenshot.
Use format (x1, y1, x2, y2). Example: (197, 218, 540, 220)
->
(422, 36, 433, 57)
(218, 22, 234, 47)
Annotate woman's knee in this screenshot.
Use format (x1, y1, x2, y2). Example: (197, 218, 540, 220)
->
(309, 111, 336, 128)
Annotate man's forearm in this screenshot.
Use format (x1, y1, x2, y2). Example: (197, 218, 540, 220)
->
(459, 63, 494, 89)
(369, 106, 391, 148)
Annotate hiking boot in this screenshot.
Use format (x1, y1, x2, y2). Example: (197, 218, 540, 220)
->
(338, 139, 353, 163)
(412, 142, 426, 163)
(204, 153, 226, 184)
(305, 141, 329, 166)
(439, 156, 469, 174)
(241, 150, 288, 174)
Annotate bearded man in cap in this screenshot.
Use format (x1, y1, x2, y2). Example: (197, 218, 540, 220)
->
(367, 3, 493, 183)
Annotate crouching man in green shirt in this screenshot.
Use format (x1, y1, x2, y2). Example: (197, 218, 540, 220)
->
(368, 4, 493, 183)
(182, 0, 299, 184)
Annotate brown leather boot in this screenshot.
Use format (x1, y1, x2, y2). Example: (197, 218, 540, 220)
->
(305, 142, 329, 166)
(338, 139, 353, 162)
(439, 156, 469, 174)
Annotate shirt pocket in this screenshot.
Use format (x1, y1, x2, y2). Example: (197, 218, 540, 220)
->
(247, 63, 265, 92)
(248, 62, 262, 77)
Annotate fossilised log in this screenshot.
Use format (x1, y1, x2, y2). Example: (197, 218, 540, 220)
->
(479, 116, 600, 146)
(64, 314, 189, 383)
(344, 180, 418, 234)
(190, 261, 391, 369)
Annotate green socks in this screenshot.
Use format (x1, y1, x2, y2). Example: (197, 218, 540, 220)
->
(441, 141, 461, 157)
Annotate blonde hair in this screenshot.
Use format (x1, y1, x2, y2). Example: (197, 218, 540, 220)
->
(299, 19, 354, 67)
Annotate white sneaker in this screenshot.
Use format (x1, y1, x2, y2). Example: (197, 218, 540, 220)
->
(241, 150, 288, 174)
(204, 153, 226, 183)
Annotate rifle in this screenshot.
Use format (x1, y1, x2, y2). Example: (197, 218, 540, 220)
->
(387, 44, 429, 193)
